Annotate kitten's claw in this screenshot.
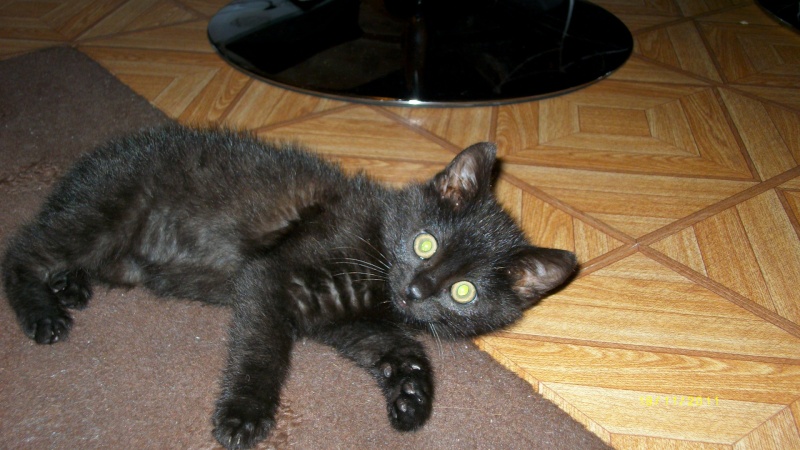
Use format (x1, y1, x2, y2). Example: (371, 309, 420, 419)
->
(213, 398, 274, 450)
(382, 359, 433, 431)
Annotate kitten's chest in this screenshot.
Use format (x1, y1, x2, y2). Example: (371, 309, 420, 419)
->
(283, 261, 388, 328)
(271, 196, 393, 329)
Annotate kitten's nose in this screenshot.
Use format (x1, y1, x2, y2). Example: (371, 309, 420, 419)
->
(406, 275, 434, 302)
(406, 284, 423, 301)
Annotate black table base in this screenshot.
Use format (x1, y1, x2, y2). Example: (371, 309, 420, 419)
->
(208, 0, 633, 106)
(757, 0, 800, 31)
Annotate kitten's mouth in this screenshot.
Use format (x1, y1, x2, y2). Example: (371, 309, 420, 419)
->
(395, 297, 411, 311)
(392, 294, 421, 318)
(392, 294, 440, 326)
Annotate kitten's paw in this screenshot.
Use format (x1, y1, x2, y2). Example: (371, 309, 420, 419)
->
(380, 358, 433, 431)
(21, 309, 73, 344)
(49, 270, 92, 310)
(213, 397, 274, 450)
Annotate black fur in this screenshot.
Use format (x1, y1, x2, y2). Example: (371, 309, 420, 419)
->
(2, 125, 577, 449)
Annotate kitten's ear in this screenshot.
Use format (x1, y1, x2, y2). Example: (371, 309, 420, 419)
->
(432, 142, 496, 208)
(508, 247, 578, 308)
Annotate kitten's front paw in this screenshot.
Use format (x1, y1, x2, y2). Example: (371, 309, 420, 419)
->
(21, 309, 72, 344)
(213, 397, 275, 450)
(380, 358, 433, 431)
(49, 270, 92, 310)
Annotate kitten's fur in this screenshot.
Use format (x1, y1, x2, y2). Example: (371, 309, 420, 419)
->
(2, 125, 577, 449)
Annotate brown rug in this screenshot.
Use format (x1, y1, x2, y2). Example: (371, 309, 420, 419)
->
(0, 47, 609, 449)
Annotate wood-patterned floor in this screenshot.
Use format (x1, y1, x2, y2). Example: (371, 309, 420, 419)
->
(3, 0, 800, 448)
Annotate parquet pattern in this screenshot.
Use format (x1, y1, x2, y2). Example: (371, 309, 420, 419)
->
(2, 0, 800, 448)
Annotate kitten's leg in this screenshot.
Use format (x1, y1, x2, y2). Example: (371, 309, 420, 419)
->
(2, 228, 93, 344)
(213, 295, 293, 450)
(316, 322, 434, 431)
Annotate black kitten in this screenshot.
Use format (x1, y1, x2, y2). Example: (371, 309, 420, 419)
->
(2, 125, 577, 449)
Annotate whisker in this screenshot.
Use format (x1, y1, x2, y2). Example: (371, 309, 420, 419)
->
(331, 270, 385, 278)
(331, 271, 387, 283)
(332, 229, 393, 270)
(328, 257, 388, 275)
(352, 235, 393, 270)
(328, 245, 391, 272)
(428, 323, 445, 360)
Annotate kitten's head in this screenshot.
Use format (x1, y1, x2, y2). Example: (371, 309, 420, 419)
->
(384, 143, 577, 337)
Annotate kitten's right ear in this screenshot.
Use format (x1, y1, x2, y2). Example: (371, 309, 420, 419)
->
(432, 142, 496, 209)
(508, 247, 578, 308)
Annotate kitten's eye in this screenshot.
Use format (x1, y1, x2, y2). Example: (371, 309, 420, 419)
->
(450, 281, 477, 303)
(413, 233, 438, 259)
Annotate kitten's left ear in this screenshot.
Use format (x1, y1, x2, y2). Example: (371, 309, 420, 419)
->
(508, 247, 578, 308)
(433, 142, 496, 209)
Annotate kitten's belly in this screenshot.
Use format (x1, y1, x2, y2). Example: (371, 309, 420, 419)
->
(89, 207, 244, 303)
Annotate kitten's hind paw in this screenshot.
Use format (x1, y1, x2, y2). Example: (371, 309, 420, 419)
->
(213, 398, 274, 450)
(381, 359, 433, 431)
(22, 309, 73, 344)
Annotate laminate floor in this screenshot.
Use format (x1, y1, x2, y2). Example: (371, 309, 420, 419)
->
(2, 0, 799, 447)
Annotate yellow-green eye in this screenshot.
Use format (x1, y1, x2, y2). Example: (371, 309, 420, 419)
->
(450, 281, 477, 303)
(413, 233, 438, 259)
